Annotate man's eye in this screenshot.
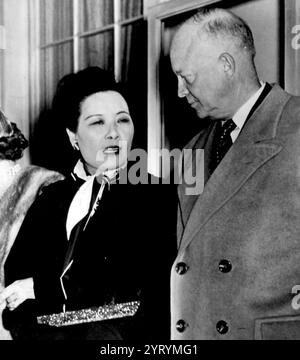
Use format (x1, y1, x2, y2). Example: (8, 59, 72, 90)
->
(184, 75, 193, 84)
(181, 73, 193, 85)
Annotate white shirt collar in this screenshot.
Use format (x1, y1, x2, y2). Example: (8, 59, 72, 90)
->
(67, 160, 119, 242)
(72, 159, 91, 181)
(72, 159, 126, 182)
(232, 81, 266, 131)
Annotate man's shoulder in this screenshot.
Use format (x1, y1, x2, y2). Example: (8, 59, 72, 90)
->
(268, 83, 300, 112)
(183, 125, 211, 150)
(269, 85, 300, 134)
(282, 91, 300, 112)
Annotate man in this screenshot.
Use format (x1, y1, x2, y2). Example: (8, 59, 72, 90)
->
(170, 7, 300, 340)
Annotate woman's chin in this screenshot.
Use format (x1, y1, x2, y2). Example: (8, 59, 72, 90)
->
(95, 155, 127, 173)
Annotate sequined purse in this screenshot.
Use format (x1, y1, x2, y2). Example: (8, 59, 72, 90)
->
(36, 300, 140, 327)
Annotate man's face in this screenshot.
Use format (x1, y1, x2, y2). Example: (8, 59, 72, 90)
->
(170, 30, 231, 120)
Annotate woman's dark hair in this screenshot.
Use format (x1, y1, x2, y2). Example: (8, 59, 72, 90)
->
(52, 67, 128, 132)
(0, 122, 28, 161)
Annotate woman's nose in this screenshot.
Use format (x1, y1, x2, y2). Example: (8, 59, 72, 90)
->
(105, 124, 119, 139)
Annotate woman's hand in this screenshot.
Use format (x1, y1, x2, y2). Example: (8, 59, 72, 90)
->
(0, 278, 35, 311)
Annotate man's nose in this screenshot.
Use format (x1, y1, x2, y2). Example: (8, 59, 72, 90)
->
(177, 78, 189, 98)
(106, 125, 119, 139)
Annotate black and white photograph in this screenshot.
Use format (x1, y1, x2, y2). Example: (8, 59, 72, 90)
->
(0, 0, 299, 353)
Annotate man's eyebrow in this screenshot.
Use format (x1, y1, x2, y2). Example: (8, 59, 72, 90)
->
(173, 69, 181, 75)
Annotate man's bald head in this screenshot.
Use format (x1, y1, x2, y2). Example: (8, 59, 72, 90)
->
(173, 8, 256, 60)
(170, 8, 260, 121)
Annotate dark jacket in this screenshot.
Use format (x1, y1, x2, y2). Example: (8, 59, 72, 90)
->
(4, 167, 177, 340)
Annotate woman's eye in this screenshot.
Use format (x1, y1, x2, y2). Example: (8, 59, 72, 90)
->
(118, 118, 130, 123)
(91, 119, 104, 125)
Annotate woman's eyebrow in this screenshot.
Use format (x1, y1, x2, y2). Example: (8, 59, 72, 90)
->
(117, 111, 129, 115)
(84, 114, 103, 120)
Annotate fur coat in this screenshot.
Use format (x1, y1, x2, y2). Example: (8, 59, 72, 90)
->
(0, 165, 63, 339)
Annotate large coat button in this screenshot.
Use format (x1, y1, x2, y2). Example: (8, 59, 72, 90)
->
(175, 262, 189, 275)
(218, 259, 232, 273)
(176, 319, 188, 333)
(216, 320, 229, 334)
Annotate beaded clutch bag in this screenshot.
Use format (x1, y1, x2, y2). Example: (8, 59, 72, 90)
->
(36, 301, 140, 327)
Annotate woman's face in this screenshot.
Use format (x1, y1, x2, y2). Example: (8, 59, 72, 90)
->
(68, 91, 134, 175)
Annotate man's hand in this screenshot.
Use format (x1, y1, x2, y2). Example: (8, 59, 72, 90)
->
(0, 278, 35, 311)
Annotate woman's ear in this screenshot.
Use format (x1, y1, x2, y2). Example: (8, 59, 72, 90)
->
(66, 129, 79, 150)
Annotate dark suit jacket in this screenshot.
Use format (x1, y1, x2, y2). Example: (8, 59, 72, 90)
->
(4, 169, 177, 340)
(172, 84, 300, 340)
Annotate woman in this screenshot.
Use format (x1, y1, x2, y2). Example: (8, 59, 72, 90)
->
(1, 67, 177, 340)
(0, 110, 63, 339)
(0, 110, 28, 197)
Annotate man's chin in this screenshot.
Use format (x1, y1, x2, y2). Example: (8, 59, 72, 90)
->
(194, 108, 219, 121)
(195, 108, 208, 119)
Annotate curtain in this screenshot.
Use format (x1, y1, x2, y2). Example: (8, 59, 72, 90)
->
(119, 0, 146, 149)
(79, 31, 114, 73)
(39, 0, 74, 109)
(40, 43, 73, 108)
(121, 18, 147, 149)
(78, 0, 114, 73)
(34, 0, 74, 171)
(79, 0, 114, 32)
(40, 0, 73, 44)
(120, 0, 144, 81)
(285, 0, 300, 95)
(121, 0, 143, 20)
(121, 20, 146, 84)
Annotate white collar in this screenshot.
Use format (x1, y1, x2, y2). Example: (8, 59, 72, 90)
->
(72, 159, 123, 182)
(232, 81, 266, 130)
(72, 160, 91, 181)
(66, 159, 127, 241)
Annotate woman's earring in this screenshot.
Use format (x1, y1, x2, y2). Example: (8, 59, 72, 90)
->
(73, 142, 79, 151)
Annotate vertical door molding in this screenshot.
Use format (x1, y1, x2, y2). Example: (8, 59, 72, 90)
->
(285, 0, 300, 95)
(147, 15, 163, 176)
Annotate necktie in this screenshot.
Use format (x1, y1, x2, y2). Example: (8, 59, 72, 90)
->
(209, 119, 236, 174)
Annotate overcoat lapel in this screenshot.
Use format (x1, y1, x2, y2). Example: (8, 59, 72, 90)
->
(177, 122, 217, 243)
(178, 85, 290, 252)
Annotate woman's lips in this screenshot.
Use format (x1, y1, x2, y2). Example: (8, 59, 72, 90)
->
(103, 146, 120, 154)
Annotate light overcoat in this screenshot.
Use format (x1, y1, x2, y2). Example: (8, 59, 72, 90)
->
(172, 84, 300, 340)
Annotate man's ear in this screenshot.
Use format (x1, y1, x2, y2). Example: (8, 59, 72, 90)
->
(66, 129, 79, 150)
(219, 52, 235, 76)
